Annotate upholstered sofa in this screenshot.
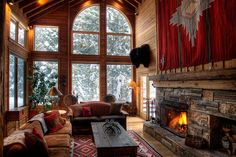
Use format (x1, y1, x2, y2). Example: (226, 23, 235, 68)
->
(69, 101, 128, 134)
(3, 112, 72, 157)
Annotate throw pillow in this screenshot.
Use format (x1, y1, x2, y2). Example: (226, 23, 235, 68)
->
(82, 106, 92, 117)
(24, 132, 48, 157)
(110, 103, 123, 115)
(70, 104, 83, 117)
(45, 110, 66, 126)
(44, 112, 63, 133)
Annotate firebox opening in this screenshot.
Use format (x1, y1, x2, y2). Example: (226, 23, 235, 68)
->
(160, 100, 189, 138)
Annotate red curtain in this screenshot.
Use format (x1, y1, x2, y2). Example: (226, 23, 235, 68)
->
(158, 0, 236, 70)
(158, 0, 179, 70)
(181, 12, 209, 67)
(210, 0, 236, 61)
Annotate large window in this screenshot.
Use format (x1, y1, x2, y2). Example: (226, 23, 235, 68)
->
(33, 61, 58, 86)
(106, 7, 131, 56)
(10, 20, 16, 40)
(34, 26, 59, 52)
(72, 63, 99, 101)
(72, 6, 99, 55)
(18, 25, 25, 46)
(71, 5, 133, 102)
(9, 54, 25, 110)
(107, 65, 132, 102)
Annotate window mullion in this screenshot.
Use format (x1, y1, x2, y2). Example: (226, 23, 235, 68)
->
(14, 57, 18, 108)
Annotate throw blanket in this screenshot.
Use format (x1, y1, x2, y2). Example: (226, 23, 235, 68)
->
(4, 129, 31, 147)
(28, 113, 48, 133)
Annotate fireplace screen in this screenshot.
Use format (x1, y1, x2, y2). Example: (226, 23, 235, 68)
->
(160, 100, 188, 137)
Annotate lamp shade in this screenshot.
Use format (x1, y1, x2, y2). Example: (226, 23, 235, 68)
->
(47, 86, 63, 96)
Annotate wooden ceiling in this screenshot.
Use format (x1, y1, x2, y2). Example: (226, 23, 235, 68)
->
(12, 0, 142, 23)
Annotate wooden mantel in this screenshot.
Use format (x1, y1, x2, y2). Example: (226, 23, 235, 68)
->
(150, 69, 236, 91)
(149, 69, 236, 81)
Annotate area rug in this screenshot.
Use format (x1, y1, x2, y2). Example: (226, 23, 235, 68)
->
(73, 130, 162, 157)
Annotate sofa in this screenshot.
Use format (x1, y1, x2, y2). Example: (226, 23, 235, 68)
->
(69, 101, 128, 134)
(3, 111, 72, 157)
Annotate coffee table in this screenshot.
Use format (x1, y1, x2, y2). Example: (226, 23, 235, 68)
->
(91, 122, 138, 157)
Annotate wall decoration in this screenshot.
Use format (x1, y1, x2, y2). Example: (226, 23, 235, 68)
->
(158, 0, 236, 70)
(130, 44, 150, 68)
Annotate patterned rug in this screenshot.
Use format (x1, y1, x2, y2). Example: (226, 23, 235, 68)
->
(73, 130, 162, 157)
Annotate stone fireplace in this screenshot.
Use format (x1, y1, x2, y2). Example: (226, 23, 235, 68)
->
(160, 100, 188, 138)
(143, 69, 236, 157)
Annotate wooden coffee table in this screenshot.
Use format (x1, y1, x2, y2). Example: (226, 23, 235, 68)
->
(91, 122, 138, 157)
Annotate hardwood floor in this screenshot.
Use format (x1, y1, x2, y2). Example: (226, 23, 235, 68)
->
(127, 116, 178, 157)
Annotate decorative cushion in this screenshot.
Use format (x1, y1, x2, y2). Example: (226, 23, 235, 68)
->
(83, 102, 111, 116)
(82, 106, 92, 117)
(70, 104, 83, 117)
(24, 132, 48, 157)
(110, 103, 123, 115)
(44, 112, 63, 133)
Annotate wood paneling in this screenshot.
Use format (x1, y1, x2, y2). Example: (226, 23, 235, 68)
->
(135, 0, 157, 74)
(0, 0, 6, 155)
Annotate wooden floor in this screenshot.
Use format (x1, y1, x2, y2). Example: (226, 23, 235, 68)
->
(127, 116, 178, 157)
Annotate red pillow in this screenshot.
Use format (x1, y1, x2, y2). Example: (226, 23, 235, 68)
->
(24, 132, 48, 157)
(82, 106, 92, 117)
(44, 112, 63, 133)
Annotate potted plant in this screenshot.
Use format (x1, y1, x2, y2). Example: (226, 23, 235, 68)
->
(28, 64, 58, 117)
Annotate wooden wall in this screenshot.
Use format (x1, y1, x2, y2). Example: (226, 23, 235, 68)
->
(0, 0, 6, 156)
(135, 0, 157, 118)
(3, 4, 29, 135)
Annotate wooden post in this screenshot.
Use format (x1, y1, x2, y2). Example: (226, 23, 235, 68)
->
(0, 0, 6, 157)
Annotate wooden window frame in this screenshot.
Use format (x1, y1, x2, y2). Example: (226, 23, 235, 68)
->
(9, 53, 26, 110)
(33, 25, 59, 53)
(70, 3, 134, 101)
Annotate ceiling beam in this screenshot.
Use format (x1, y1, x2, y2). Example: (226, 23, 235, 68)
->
(19, 0, 38, 9)
(70, 0, 91, 8)
(114, 0, 136, 11)
(28, 0, 65, 19)
(133, 0, 142, 4)
(23, 0, 54, 15)
(123, 0, 138, 9)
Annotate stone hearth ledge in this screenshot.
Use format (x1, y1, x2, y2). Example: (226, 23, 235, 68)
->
(143, 121, 228, 157)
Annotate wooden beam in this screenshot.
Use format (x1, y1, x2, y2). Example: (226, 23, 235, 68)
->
(22, 2, 42, 14)
(0, 0, 6, 156)
(27, 0, 64, 18)
(19, 0, 38, 9)
(123, 0, 138, 9)
(153, 80, 236, 91)
(69, 0, 90, 8)
(29, 0, 65, 22)
(134, 0, 142, 4)
(149, 69, 236, 81)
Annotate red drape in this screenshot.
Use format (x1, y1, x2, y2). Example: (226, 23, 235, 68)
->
(210, 0, 236, 61)
(181, 13, 209, 67)
(158, 0, 179, 70)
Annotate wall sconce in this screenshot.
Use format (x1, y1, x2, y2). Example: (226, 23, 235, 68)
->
(128, 80, 137, 89)
(7, 0, 14, 5)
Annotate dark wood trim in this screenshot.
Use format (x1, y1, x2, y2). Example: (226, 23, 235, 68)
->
(0, 0, 6, 156)
(19, 0, 38, 9)
(149, 69, 236, 81)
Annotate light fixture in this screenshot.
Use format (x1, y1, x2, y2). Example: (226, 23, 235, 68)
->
(47, 86, 63, 109)
(7, 0, 14, 6)
(128, 80, 137, 89)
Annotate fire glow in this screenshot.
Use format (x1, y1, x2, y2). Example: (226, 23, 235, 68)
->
(169, 112, 187, 132)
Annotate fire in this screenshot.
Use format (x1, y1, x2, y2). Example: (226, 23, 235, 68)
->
(169, 112, 187, 129)
(179, 112, 187, 125)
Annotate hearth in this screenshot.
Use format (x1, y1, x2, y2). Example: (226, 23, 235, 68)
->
(160, 100, 188, 138)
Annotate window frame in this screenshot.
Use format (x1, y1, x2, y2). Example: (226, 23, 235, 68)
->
(70, 4, 134, 102)
(72, 5, 100, 55)
(33, 25, 59, 53)
(9, 53, 26, 110)
(9, 16, 27, 48)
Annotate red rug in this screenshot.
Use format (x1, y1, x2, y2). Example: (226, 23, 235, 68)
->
(73, 130, 162, 157)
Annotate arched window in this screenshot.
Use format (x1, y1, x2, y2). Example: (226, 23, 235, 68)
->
(72, 6, 99, 55)
(106, 7, 132, 56)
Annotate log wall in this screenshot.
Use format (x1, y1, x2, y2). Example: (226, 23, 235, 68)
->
(135, 0, 157, 118)
(3, 4, 29, 136)
(0, 0, 6, 156)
